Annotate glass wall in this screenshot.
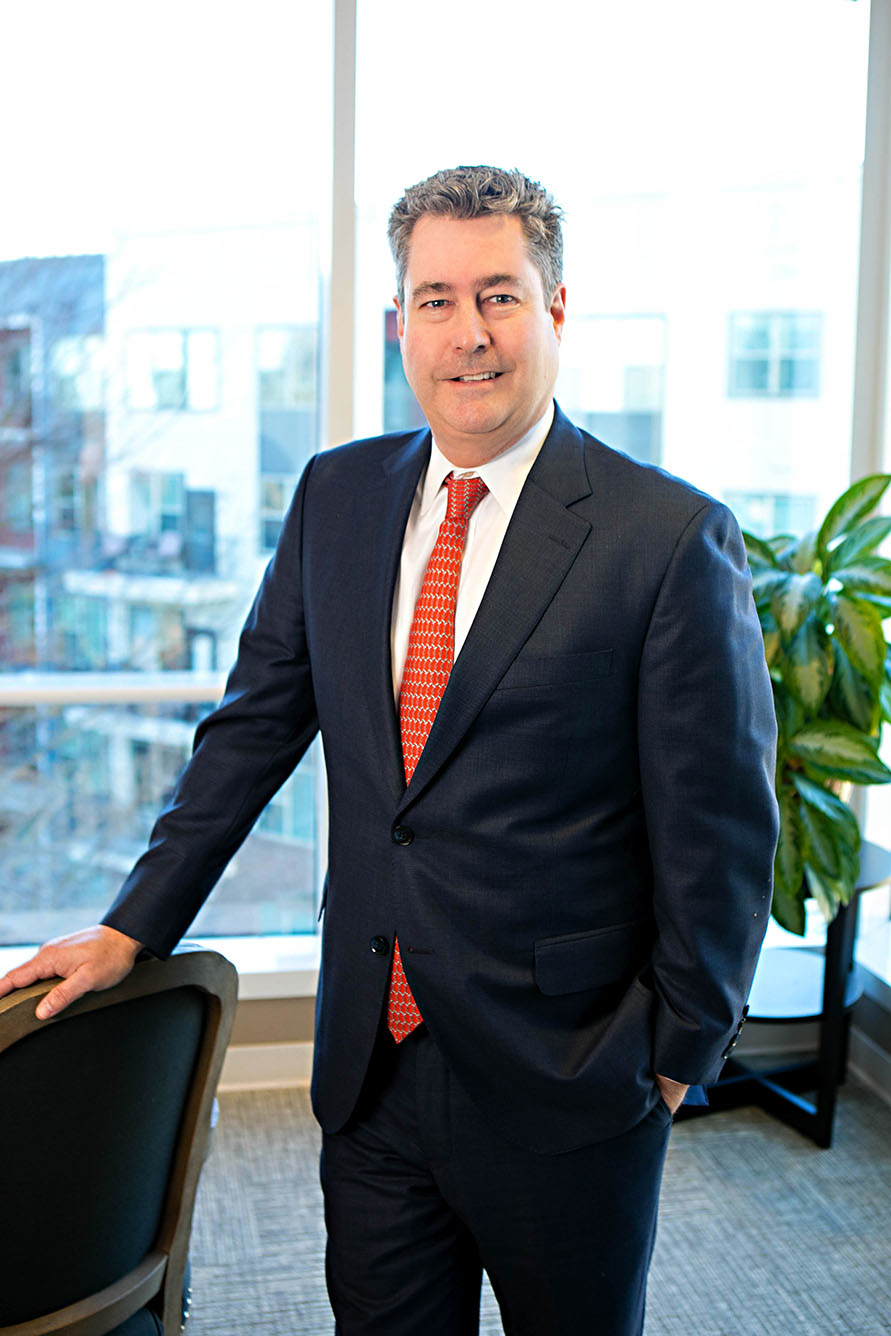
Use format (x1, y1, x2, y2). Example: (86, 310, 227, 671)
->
(0, 0, 331, 942)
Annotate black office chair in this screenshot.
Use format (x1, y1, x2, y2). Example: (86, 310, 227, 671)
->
(0, 946, 237, 1335)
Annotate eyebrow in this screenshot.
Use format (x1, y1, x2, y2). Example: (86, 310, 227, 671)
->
(411, 273, 525, 301)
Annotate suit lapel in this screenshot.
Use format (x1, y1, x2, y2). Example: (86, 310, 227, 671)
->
(396, 408, 592, 814)
(356, 429, 430, 803)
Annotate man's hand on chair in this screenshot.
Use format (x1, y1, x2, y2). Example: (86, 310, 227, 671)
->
(0, 925, 144, 1020)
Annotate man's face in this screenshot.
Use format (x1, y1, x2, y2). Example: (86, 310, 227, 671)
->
(395, 214, 566, 467)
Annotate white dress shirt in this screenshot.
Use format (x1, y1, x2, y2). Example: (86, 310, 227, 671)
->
(391, 402, 555, 700)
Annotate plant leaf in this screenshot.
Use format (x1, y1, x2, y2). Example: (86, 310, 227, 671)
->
(798, 801, 841, 879)
(773, 684, 805, 744)
(751, 568, 791, 610)
(826, 516, 891, 571)
(770, 573, 823, 641)
(817, 474, 891, 557)
(838, 842, 860, 903)
(831, 593, 886, 687)
(772, 886, 806, 935)
(857, 593, 891, 617)
(781, 618, 832, 713)
(831, 558, 891, 599)
(774, 785, 805, 899)
(804, 863, 843, 923)
(768, 534, 796, 559)
(788, 720, 891, 785)
(763, 627, 782, 668)
(790, 772, 861, 852)
(743, 530, 780, 570)
(829, 639, 879, 732)
(789, 529, 820, 575)
(881, 676, 891, 724)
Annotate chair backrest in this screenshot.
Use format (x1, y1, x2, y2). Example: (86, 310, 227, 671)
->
(0, 946, 237, 1336)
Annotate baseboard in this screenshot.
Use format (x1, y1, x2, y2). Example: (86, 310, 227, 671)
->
(850, 1027, 891, 1108)
(219, 1040, 313, 1090)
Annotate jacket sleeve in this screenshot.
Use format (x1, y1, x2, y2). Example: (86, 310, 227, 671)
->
(636, 498, 778, 1084)
(103, 457, 320, 957)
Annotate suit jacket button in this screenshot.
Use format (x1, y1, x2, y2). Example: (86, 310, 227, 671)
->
(370, 935, 390, 955)
(392, 825, 414, 846)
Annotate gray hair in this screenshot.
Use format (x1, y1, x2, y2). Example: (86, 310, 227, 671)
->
(388, 165, 564, 309)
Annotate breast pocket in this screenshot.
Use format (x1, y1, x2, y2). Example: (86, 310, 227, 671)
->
(496, 649, 613, 691)
(534, 919, 649, 996)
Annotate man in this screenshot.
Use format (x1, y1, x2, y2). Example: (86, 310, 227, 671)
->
(0, 166, 778, 1335)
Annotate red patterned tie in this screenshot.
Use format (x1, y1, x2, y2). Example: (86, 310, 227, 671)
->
(387, 471, 489, 1043)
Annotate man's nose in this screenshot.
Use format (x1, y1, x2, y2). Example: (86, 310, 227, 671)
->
(453, 304, 491, 353)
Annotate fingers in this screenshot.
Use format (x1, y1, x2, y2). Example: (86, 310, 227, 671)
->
(655, 1073, 690, 1115)
(0, 925, 143, 1020)
(36, 964, 101, 1021)
(0, 952, 65, 1000)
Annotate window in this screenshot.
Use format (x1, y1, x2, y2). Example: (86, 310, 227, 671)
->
(257, 326, 319, 551)
(259, 476, 294, 552)
(125, 330, 220, 411)
(2, 0, 882, 967)
(0, 1, 330, 948)
(0, 580, 35, 667)
(728, 313, 822, 399)
(131, 471, 186, 537)
(382, 309, 425, 433)
(724, 491, 817, 538)
(556, 316, 666, 466)
(58, 595, 107, 671)
(0, 326, 32, 429)
(50, 335, 105, 412)
(128, 605, 188, 671)
(257, 327, 317, 410)
(0, 454, 32, 540)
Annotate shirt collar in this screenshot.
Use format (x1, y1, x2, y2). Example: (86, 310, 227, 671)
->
(420, 402, 555, 518)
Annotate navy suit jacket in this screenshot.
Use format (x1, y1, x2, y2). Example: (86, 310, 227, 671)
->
(105, 404, 778, 1154)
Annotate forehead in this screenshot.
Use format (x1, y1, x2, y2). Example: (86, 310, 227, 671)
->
(404, 214, 535, 291)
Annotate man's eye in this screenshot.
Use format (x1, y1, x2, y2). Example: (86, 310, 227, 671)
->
(487, 294, 517, 305)
(422, 299, 449, 310)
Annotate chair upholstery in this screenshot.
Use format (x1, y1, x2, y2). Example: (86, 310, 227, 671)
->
(0, 946, 237, 1336)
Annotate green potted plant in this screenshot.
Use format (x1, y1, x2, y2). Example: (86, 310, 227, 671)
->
(743, 474, 891, 934)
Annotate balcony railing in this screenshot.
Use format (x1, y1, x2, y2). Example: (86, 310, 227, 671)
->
(0, 671, 321, 950)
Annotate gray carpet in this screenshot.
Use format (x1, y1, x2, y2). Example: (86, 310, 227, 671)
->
(186, 1080, 891, 1334)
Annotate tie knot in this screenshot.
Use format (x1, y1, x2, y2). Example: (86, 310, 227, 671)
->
(445, 472, 488, 523)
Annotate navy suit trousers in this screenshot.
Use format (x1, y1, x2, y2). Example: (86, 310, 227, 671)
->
(321, 1025, 672, 1336)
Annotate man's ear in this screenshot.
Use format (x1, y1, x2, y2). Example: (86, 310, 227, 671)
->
(394, 295, 405, 340)
(550, 284, 567, 342)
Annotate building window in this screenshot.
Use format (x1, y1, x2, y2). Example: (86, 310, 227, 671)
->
(50, 335, 105, 412)
(0, 454, 33, 538)
(59, 594, 108, 671)
(725, 491, 817, 538)
(0, 327, 32, 429)
(0, 579, 35, 666)
(259, 475, 295, 552)
(53, 471, 79, 533)
(257, 327, 319, 551)
(382, 309, 426, 433)
(257, 327, 317, 410)
(728, 312, 821, 398)
(556, 315, 666, 466)
(128, 604, 188, 671)
(130, 471, 185, 538)
(125, 330, 219, 411)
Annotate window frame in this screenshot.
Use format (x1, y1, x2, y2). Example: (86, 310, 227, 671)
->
(727, 310, 823, 400)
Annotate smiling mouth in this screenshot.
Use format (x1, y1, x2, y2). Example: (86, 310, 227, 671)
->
(450, 371, 502, 382)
